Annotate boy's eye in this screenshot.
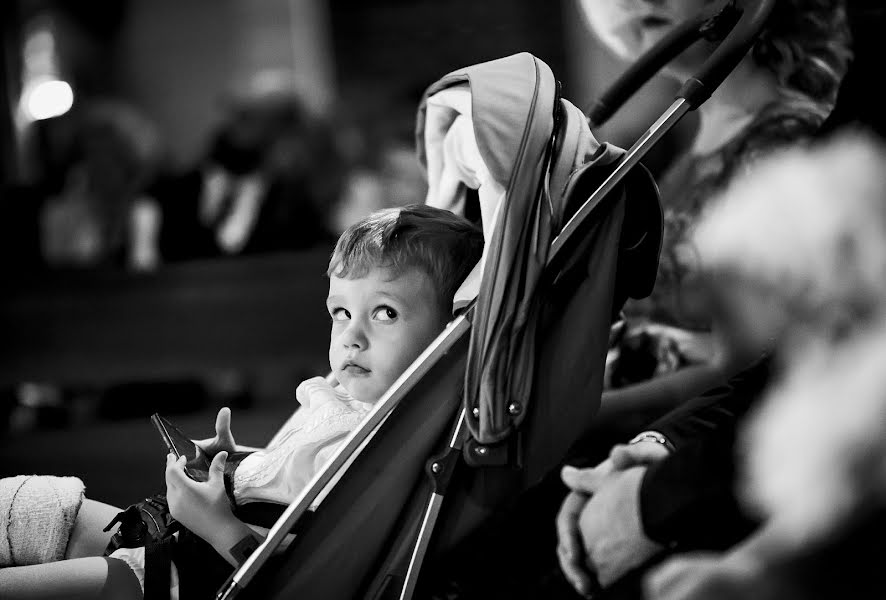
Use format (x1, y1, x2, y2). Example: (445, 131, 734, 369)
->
(331, 308, 351, 321)
(373, 307, 398, 321)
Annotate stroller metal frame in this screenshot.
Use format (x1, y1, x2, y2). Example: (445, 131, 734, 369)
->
(217, 1, 775, 598)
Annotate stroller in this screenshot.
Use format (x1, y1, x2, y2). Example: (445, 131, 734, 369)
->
(217, 0, 774, 598)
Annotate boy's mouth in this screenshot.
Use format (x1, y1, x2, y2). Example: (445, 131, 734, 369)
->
(342, 362, 370, 376)
(640, 14, 671, 28)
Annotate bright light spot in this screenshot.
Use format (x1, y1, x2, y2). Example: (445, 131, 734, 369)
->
(23, 79, 74, 121)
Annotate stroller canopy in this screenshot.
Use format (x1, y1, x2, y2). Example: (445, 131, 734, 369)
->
(418, 52, 660, 453)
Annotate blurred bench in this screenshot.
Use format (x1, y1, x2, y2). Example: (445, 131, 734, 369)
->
(0, 250, 332, 386)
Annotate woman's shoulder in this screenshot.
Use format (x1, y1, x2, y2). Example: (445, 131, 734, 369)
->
(737, 96, 826, 160)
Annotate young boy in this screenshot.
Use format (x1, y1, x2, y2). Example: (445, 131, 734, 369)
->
(0, 204, 483, 599)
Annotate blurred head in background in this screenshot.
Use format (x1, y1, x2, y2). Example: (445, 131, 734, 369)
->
(579, 0, 852, 113)
(687, 131, 886, 551)
(692, 131, 886, 359)
(39, 99, 163, 269)
(192, 69, 345, 256)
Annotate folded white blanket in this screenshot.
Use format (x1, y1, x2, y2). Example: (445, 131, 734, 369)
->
(423, 86, 505, 311)
(0, 475, 85, 566)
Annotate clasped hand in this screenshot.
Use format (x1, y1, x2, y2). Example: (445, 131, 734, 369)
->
(556, 441, 669, 596)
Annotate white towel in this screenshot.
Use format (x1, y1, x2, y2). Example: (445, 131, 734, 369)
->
(423, 86, 506, 310)
(0, 475, 85, 566)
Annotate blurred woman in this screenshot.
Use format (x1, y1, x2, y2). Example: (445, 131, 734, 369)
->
(579, 0, 853, 406)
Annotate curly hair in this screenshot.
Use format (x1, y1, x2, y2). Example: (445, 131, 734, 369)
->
(752, 0, 853, 115)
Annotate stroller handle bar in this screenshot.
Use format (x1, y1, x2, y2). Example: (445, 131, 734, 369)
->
(588, 0, 776, 126)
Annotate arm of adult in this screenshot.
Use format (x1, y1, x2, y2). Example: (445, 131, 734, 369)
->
(640, 433, 762, 552)
(598, 362, 732, 420)
(637, 359, 772, 550)
(556, 358, 769, 594)
(644, 356, 771, 448)
(643, 551, 751, 600)
(565, 435, 756, 590)
(643, 525, 773, 600)
(556, 440, 670, 595)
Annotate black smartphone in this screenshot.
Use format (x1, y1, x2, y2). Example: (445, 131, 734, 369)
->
(151, 413, 211, 481)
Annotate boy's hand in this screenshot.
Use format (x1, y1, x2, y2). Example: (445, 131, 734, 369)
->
(194, 407, 237, 457)
(165, 451, 235, 545)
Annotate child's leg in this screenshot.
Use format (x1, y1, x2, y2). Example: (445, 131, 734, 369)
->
(65, 499, 122, 559)
(0, 557, 143, 599)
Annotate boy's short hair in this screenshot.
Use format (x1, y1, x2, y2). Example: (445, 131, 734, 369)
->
(328, 204, 484, 309)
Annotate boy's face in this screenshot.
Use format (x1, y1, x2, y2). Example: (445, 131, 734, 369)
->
(327, 266, 450, 403)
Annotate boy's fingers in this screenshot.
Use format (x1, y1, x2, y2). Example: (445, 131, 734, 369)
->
(165, 455, 186, 486)
(209, 451, 228, 481)
(168, 455, 185, 472)
(215, 407, 231, 437)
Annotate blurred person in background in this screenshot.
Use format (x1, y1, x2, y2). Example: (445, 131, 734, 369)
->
(328, 98, 427, 235)
(642, 132, 886, 600)
(1, 98, 164, 273)
(580, 0, 853, 410)
(142, 72, 350, 424)
(155, 70, 345, 263)
(557, 0, 854, 592)
(39, 100, 163, 272)
(553, 131, 886, 600)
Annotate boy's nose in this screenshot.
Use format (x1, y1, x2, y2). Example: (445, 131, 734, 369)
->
(340, 321, 368, 349)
